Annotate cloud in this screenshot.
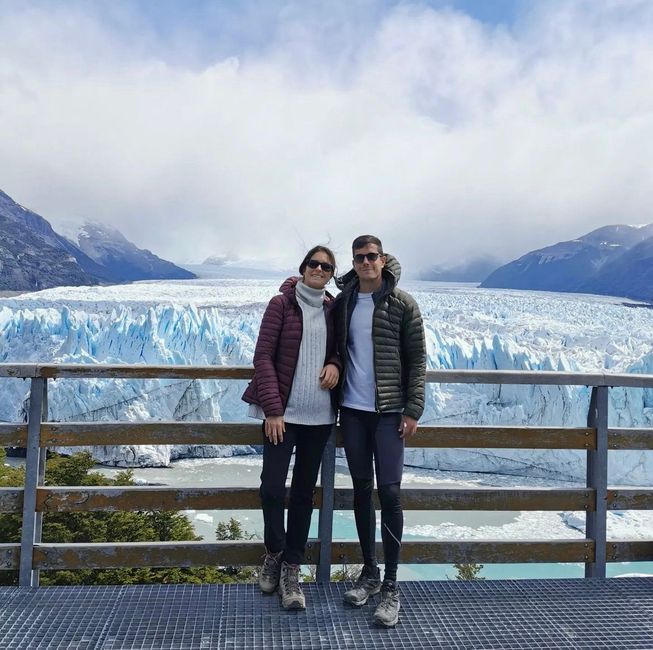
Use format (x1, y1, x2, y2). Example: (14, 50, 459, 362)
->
(1, 0, 652, 275)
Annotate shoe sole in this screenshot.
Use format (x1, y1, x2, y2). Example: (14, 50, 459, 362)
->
(259, 583, 279, 594)
(281, 597, 306, 610)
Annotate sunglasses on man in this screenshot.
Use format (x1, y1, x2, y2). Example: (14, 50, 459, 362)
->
(306, 259, 335, 273)
(353, 252, 384, 264)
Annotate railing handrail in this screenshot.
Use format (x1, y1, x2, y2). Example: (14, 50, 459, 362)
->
(0, 364, 651, 586)
(2, 363, 653, 388)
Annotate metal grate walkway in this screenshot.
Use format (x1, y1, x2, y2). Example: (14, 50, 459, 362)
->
(0, 578, 652, 649)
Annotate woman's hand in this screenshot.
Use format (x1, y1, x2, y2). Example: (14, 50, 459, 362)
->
(319, 363, 340, 390)
(265, 416, 285, 445)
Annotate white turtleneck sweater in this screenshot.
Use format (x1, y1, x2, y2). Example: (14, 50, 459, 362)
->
(283, 281, 335, 425)
(248, 280, 335, 425)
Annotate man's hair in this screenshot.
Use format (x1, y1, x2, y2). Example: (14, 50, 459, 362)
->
(351, 235, 383, 255)
(299, 245, 337, 275)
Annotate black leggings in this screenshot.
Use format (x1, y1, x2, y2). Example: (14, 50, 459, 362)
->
(259, 422, 332, 565)
(341, 408, 405, 582)
(352, 478, 403, 582)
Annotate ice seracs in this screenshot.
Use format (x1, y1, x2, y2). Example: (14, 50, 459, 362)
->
(1, 279, 652, 482)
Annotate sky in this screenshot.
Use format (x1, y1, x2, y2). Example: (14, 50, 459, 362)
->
(1, 0, 652, 275)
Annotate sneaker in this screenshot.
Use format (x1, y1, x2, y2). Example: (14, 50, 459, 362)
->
(373, 580, 400, 628)
(279, 562, 306, 610)
(343, 565, 381, 606)
(259, 549, 283, 594)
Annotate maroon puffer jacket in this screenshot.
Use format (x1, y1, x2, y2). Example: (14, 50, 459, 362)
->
(241, 277, 340, 417)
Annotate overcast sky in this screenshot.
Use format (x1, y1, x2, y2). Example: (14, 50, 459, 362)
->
(1, 0, 652, 275)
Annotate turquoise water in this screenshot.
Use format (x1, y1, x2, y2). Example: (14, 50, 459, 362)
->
(97, 456, 653, 581)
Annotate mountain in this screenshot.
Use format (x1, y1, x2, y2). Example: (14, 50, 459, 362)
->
(0, 189, 195, 290)
(66, 222, 195, 282)
(578, 236, 653, 301)
(481, 224, 653, 300)
(419, 256, 502, 282)
(0, 190, 96, 290)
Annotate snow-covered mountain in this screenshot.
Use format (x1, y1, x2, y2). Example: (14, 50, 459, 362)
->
(63, 221, 195, 282)
(481, 224, 653, 300)
(1, 279, 652, 485)
(0, 189, 195, 290)
(0, 189, 99, 290)
(419, 256, 502, 282)
(197, 255, 293, 279)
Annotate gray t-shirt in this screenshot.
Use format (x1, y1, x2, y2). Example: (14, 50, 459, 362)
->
(342, 292, 376, 411)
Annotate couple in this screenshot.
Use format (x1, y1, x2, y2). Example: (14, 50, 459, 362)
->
(242, 234, 426, 628)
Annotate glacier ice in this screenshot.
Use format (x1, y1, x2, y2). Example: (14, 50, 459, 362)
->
(1, 279, 653, 484)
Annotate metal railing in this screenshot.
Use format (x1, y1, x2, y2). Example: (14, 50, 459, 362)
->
(1, 364, 652, 587)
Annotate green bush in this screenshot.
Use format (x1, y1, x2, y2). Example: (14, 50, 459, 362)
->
(0, 449, 255, 586)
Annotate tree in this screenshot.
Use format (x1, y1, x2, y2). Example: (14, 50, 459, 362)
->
(453, 563, 486, 581)
(0, 451, 249, 586)
(214, 517, 258, 583)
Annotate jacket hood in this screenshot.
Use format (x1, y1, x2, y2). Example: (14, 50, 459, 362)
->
(279, 276, 300, 296)
(335, 253, 401, 293)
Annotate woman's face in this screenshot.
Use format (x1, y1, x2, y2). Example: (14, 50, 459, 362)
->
(302, 251, 334, 290)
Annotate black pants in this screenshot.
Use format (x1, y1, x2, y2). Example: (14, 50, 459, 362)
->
(260, 422, 332, 565)
(340, 407, 404, 582)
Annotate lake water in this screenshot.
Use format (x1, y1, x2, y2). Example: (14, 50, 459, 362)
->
(97, 456, 653, 581)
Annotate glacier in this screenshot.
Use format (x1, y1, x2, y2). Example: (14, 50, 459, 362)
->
(1, 277, 653, 484)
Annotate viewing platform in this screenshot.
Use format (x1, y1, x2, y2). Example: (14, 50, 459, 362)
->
(1, 364, 653, 648)
(2, 577, 653, 649)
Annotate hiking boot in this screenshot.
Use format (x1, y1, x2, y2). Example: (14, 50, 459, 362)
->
(343, 565, 381, 606)
(259, 549, 283, 594)
(279, 562, 306, 610)
(373, 580, 400, 628)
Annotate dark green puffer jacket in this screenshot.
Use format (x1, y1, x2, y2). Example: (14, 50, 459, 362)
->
(334, 254, 426, 420)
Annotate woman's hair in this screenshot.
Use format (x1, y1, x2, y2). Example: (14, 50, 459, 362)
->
(299, 245, 337, 275)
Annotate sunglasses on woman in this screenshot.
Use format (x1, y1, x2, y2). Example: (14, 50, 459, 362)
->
(307, 259, 335, 273)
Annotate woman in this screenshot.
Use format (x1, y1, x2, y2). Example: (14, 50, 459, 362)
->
(242, 245, 339, 610)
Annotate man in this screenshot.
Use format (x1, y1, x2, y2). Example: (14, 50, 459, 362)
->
(334, 234, 426, 628)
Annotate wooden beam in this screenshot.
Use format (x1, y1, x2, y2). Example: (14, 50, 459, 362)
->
(0, 488, 23, 513)
(334, 487, 594, 511)
(2, 364, 653, 388)
(0, 424, 28, 448)
(33, 540, 320, 569)
(40, 422, 594, 449)
(36, 486, 287, 512)
(41, 422, 263, 446)
(0, 544, 20, 570)
(607, 489, 653, 510)
(607, 541, 653, 562)
(35, 486, 593, 513)
(31, 539, 593, 569)
(609, 429, 653, 450)
(397, 426, 595, 450)
(331, 540, 594, 564)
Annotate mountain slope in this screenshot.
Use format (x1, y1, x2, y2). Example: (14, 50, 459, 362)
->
(68, 222, 195, 282)
(0, 191, 95, 290)
(481, 224, 653, 299)
(0, 189, 195, 290)
(579, 236, 653, 301)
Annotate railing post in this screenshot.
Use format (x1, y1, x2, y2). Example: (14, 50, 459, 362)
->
(585, 385, 608, 578)
(316, 424, 336, 583)
(19, 377, 46, 587)
(32, 381, 48, 587)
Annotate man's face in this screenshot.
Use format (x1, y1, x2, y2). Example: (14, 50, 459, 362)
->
(352, 243, 386, 284)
